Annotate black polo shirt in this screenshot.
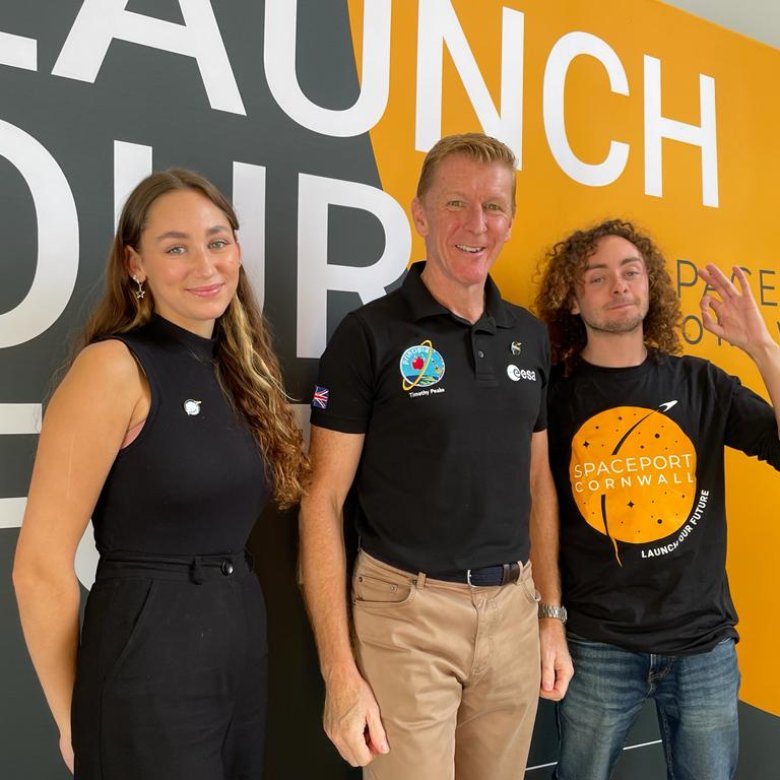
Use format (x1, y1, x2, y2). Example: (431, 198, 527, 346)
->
(310, 262, 549, 572)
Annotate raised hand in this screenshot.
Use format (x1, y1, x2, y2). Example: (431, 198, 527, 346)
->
(698, 265, 774, 357)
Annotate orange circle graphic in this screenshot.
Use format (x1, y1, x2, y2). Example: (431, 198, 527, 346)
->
(569, 403, 696, 563)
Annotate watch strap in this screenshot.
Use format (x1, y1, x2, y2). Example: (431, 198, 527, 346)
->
(538, 603, 568, 623)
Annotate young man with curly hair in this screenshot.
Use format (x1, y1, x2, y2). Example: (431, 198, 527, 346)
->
(535, 219, 780, 780)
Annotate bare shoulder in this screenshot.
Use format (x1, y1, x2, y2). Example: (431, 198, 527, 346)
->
(74, 338, 138, 373)
(66, 340, 142, 390)
(50, 339, 145, 421)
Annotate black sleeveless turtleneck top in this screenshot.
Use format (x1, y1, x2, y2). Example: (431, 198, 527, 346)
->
(91, 315, 271, 555)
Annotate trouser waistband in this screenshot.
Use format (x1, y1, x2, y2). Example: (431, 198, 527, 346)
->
(428, 561, 523, 586)
(96, 550, 253, 584)
(363, 549, 527, 587)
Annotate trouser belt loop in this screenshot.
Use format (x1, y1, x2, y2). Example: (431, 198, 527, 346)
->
(503, 561, 521, 585)
(416, 571, 427, 589)
(190, 555, 206, 585)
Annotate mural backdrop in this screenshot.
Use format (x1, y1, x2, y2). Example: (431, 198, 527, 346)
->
(1, 1, 777, 777)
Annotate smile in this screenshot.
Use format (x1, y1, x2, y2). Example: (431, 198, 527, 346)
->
(188, 283, 224, 297)
(455, 244, 485, 254)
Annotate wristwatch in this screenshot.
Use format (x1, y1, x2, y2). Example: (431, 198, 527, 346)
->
(538, 603, 568, 623)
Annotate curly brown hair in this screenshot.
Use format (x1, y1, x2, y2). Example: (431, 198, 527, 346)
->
(534, 219, 682, 373)
(75, 169, 310, 507)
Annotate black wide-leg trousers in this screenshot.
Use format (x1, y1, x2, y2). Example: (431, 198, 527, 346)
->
(72, 551, 267, 780)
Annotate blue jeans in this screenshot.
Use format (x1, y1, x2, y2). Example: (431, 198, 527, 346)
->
(553, 635, 740, 780)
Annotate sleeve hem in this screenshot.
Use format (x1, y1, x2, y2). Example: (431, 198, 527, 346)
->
(310, 414, 367, 435)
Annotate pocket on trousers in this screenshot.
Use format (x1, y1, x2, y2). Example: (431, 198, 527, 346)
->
(104, 579, 158, 682)
(352, 574, 416, 607)
(518, 566, 540, 605)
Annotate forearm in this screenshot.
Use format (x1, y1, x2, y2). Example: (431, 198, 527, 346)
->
(300, 498, 390, 764)
(299, 428, 386, 764)
(528, 435, 573, 699)
(299, 497, 359, 682)
(749, 340, 780, 435)
(529, 477, 562, 605)
(13, 570, 81, 736)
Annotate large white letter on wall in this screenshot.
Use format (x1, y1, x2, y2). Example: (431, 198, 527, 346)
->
(232, 162, 267, 308)
(543, 32, 630, 187)
(52, 0, 245, 115)
(297, 175, 411, 358)
(416, 0, 524, 165)
(0, 29, 37, 71)
(644, 55, 718, 207)
(0, 121, 78, 348)
(264, 0, 391, 137)
(114, 140, 153, 230)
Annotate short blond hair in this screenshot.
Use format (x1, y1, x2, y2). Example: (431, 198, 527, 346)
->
(416, 133, 517, 213)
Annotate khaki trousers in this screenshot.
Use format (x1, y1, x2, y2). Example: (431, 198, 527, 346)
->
(352, 551, 540, 780)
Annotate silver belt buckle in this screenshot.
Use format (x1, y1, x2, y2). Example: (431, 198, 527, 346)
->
(466, 568, 475, 588)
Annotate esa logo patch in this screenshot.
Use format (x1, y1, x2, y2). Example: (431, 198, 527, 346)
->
(400, 340, 445, 391)
(507, 364, 537, 382)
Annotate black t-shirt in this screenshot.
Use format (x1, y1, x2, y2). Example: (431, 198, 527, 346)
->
(92, 315, 270, 555)
(548, 352, 780, 654)
(311, 262, 549, 572)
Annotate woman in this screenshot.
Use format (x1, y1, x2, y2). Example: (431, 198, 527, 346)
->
(13, 169, 309, 779)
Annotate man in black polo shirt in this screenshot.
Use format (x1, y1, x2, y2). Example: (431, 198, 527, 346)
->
(300, 133, 572, 779)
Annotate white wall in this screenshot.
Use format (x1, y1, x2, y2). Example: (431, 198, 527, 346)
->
(662, 0, 780, 49)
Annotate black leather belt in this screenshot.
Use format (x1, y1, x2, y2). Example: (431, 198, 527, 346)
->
(429, 561, 522, 587)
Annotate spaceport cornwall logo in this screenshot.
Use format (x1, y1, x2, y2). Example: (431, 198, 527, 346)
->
(568, 402, 707, 566)
(399, 340, 446, 395)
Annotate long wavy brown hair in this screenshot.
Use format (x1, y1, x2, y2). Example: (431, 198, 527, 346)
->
(534, 219, 682, 374)
(75, 169, 309, 507)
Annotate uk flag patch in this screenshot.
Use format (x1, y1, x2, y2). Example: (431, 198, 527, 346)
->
(312, 385, 329, 409)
